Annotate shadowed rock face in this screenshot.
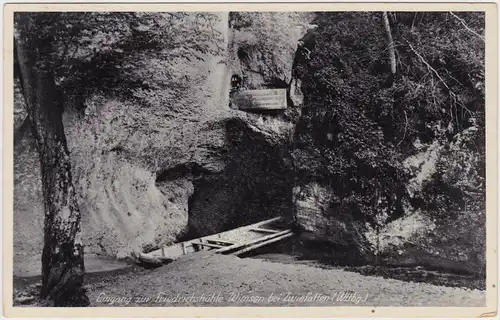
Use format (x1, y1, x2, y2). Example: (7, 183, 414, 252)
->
(292, 182, 374, 263)
(229, 12, 314, 89)
(172, 12, 315, 239)
(187, 116, 295, 237)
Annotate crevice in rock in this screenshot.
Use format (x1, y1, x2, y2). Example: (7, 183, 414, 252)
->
(185, 117, 295, 238)
(155, 162, 213, 183)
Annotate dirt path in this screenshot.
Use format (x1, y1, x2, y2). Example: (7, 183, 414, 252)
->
(85, 251, 485, 307)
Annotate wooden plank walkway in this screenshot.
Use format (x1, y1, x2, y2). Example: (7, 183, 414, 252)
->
(139, 216, 292, 264)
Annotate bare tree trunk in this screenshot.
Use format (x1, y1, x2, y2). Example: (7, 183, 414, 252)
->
(15, 13, 89, 306)
(382, 12, 396, 75)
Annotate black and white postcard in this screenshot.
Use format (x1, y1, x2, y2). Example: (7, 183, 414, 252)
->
(2, 2, 498, 318)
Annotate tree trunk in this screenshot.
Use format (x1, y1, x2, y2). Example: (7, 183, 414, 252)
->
(15, 13, 89, 306)
(14, 116, 31, 145)
(382, 12, 396, 75)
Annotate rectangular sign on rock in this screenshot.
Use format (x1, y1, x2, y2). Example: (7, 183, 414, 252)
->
(233, 89, 287, 111)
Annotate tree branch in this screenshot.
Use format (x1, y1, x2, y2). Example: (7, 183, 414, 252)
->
(382, 12, 396, 75)
(407, 42, 474, 120)
(411, 12, 417, 31)
(449, 12, 485, 42)
(407, 42, 450, 91)
(394, 111, 408, 150)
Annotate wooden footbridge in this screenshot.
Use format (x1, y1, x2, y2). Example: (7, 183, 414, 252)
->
(136, 217, 293, 266)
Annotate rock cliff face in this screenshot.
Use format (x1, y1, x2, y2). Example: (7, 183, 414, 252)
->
(13, 12, 314, 266)
(292, 182, 373, 263)
(15, 11, 230, 259)
(186, 12, 314, 237)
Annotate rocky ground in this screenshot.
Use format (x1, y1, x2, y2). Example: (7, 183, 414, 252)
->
(14, 251, 485, 307)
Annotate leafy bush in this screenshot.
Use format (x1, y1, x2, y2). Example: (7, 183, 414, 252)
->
(292, 11, 484, 233)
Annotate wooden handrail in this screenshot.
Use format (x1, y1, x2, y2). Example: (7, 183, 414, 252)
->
(191, 242, 226, 249)
(232, 232, 293, 256)
(207, 239, 234, 245)
(215, 229, 292, 254)
(250, 228, 280, 233)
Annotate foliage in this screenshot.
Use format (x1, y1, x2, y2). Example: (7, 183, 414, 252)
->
(292, 11, 485, 230)
(419, 125, 485, 222)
